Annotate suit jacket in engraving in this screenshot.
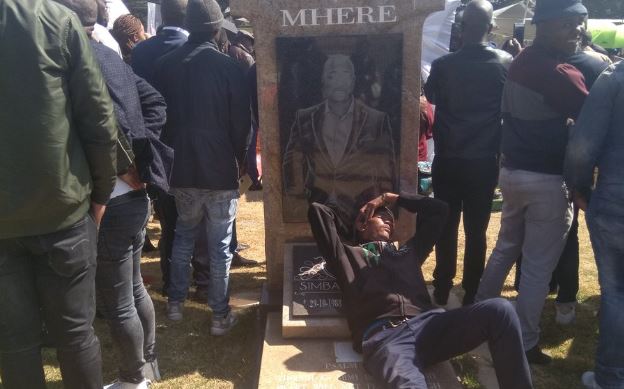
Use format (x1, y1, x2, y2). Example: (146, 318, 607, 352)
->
(283, 99, 397, 224)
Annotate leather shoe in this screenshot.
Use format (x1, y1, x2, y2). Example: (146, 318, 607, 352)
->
(231, 252, 258, 267)
(525, 345, 551, 365)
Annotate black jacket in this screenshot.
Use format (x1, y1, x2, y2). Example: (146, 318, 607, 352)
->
(425, 43, 512, 159)
(91, 42, 173, 192)
(131, 27, 189, 86)
(153, 38, 251, 190)
(308, 196, 448, 351)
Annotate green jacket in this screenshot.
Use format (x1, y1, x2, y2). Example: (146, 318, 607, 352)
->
(0, 0, 117, 238)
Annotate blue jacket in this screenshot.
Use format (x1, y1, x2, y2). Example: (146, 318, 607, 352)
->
(92, 42, 173, 192)
(565, 61, 624, 205)
(131, 27, 188, 86)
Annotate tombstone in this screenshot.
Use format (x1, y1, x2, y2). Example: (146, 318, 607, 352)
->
(230, 0, 445, 293)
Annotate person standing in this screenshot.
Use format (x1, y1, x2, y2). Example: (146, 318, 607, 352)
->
(424, 0, 512, 306)
(565, 61, 624, 389)
(154, 0, 251, 334)
(131, 0, 214, 297)
(476, 0, 588, 364)
(0, 0, 117, 387)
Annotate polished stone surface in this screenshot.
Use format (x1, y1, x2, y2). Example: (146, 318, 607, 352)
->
(230, 0, 446, 291)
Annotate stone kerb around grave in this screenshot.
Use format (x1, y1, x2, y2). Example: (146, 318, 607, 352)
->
(231, 0, 444, 295)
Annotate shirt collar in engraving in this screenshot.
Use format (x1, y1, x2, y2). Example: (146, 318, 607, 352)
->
(162, 26, 190, 37)
(324, 98, 355, 120)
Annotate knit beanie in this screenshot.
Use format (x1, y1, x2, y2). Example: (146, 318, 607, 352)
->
(532, 0, 587, 24)
(185, 0, 224, 33)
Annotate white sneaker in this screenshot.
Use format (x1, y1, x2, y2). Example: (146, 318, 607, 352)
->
(103, 378, 151, 389)
(210, 311, 238, 336)
(581, 371, 603, 389)
(555, 303, 576, 325)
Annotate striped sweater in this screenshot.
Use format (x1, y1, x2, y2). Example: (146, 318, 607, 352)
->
(501, 45, 588, 175)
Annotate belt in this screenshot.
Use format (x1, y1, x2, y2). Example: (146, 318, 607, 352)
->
(362, 316, 410, 340)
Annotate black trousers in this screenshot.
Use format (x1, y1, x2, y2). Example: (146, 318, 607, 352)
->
(362, 298, 532, 389)
(431, 156, 499, 302)
(0, 216, 103, 389)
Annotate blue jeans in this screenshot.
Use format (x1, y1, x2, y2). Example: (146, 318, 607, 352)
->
(587, 186, 624, 389)
(0, 216, 102, 389)
(96, 191, 156, 383)
(168, 188, 238, 317)
(362, 299, 532, 389)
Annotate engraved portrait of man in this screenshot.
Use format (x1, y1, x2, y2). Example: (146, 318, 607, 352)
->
(282, 54, 397, 227)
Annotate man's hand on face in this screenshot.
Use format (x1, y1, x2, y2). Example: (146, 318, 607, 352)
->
(356, 192, 399, 229)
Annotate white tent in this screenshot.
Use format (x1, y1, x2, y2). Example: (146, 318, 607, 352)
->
(491, 1, 534, 45)
(106, 0, 131, 29)
(421, 0, 461, 81)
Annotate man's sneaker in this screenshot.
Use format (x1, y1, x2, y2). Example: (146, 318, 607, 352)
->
(142, 359, 161, 382)
(582, 371, 603, 389)
(103, 379, 151, 389)
(210, 311, 238, 336)
(525, 345, 552, 365)
(166, 301, 183, 321)
(555, 303, 576, 325)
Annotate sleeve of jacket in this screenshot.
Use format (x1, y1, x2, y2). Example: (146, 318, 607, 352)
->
(134, 71, 167, 139)
(307, 203, 355, 289)
(282, 111, 306, 197)
(424, 59, 441, 105)
(398, 195, 449, 265)
(565, 65, 618, 195)
(228, 66, 252, 166)
(65, 15, 117, 205)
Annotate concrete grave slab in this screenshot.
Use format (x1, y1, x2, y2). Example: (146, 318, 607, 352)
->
(259, 312, 463, 389)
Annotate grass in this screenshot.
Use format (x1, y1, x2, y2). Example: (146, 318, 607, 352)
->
(0, 188, 600, 388)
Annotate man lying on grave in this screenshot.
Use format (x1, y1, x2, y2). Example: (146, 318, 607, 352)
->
(308, 193, 533, 388)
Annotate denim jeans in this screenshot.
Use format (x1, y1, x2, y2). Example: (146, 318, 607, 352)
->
(586, 186, 624, 389)
(96, 191, 156, 383)
(149, 186, 211, 295)
(362, 299, 532, 389)
(169, 188, 238, 317)
(0, 216, 102, 389)
(476, 167, 572, 349)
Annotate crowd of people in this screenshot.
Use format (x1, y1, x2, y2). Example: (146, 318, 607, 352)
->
(0, 0, 622, 388)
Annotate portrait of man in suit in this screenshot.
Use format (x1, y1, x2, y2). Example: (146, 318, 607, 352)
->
(282, 54, 397, 228)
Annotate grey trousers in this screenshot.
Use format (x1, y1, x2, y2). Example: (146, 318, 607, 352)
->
(476, 167, 572, 349)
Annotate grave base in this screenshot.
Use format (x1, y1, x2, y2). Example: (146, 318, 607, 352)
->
(258, 312, 462, 389)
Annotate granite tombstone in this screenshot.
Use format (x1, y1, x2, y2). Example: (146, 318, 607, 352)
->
(230, 0, 445, 297)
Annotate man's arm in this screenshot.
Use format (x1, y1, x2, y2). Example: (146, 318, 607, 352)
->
(134, 71, 167, 139)
(308, 203, 354, 287)
(423, 60, 441, 105)
(564, 65, 619, 209)
(543, 64, 589, 120)
(228, 66, 252, 171)
(65, 14, 117, 213)
(358, 193, 448, 264)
